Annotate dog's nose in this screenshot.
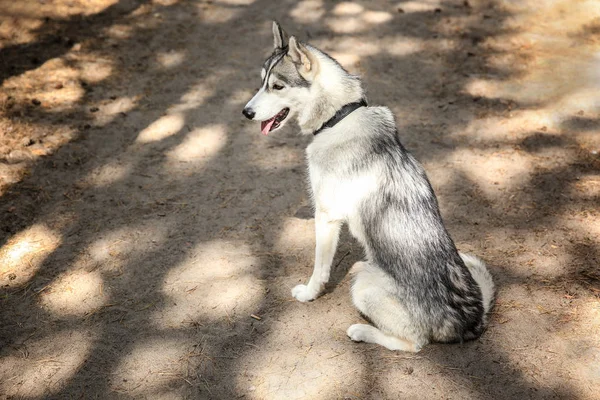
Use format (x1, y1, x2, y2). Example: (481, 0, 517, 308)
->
(242, 108, 255, 120)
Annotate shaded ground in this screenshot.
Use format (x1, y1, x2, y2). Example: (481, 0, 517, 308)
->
(1, 0, 599, 398)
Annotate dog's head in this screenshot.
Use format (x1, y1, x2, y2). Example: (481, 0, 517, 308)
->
(242, 21, 319, 135)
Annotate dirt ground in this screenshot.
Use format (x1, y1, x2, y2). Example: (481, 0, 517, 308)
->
(1, 0, 599, 398)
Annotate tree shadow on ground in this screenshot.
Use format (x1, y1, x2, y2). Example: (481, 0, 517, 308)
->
(0, 0, 598, 398)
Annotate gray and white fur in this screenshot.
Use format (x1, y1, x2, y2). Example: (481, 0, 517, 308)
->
(243, 22, 495, 352)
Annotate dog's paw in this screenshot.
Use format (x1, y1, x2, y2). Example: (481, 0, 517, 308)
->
(346, 324, 371, 343)
(292, 284, 318, 302)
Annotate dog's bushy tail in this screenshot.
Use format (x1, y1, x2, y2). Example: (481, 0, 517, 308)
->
(460, 252, 495, 314)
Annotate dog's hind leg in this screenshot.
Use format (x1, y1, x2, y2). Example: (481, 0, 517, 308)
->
(348, 262, 427, 352)
(292, 212, 342, 302)
(347, 324, 419, 351)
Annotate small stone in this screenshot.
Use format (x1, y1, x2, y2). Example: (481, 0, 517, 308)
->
(397, 7, 404, 13)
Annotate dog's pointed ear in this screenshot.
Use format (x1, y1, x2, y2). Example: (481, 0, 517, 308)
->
(272, 21, 288, 49)
(288, 36, 313, 73)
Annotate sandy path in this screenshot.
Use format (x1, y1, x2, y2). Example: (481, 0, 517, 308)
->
(1, 0, 599, 398)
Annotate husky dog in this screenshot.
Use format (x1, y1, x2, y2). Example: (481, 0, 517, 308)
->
(243, 22, 495, 352)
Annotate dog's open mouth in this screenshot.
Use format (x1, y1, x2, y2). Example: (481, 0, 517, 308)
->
(260, 108, 289, 135)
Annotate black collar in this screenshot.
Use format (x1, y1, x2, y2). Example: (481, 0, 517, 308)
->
(313, 98, 367, 136)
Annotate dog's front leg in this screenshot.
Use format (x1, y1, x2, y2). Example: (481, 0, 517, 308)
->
(292, 213, 342, 302)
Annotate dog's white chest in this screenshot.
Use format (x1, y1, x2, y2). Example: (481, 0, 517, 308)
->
(307, 149, 377, 221)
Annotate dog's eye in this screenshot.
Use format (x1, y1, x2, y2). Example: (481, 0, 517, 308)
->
(272, 84, 285, 91)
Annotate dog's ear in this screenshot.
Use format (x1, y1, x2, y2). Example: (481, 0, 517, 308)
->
(272, 21, 288, 49)
(288, 36, 315, 74)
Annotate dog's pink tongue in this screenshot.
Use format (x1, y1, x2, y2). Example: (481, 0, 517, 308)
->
(261, 118, 276, 135)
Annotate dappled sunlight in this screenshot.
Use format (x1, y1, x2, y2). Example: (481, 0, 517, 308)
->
(274, 218, 314, 256)
(86, 224, 169, 270)
(325, 11, 394, 34)
(153, 0, 181, 6)
(378, 364, 479, 399)
(157, 240, 262, 327)
(0, 328, 94, 397)
(74, 54, 114, 84)
(0, 0, 116, 23)
(464, 0, 600, 130)
(156, 50, 187, 69)
(215, 0, 256, 5)
(395, 1, 441, 13)
(166, 124, 227, 163)
(111, 337, 195, 395)
(2, 57, 85, 111)
(0, 13, 42, 47)
(136, 113, 185, 143)
(291, 0, 394, 32)
(168, 81, 216, 113)
(450, 149, 532, 195)
(248, 142, 304, 170)
(88, 230, 135, 264)
(227, 88, 256, 105)
(104, 24, 135, 40)
(384, 36, 425, 57)
(362, 11, 394, 25)
(507, 244, 571, 279)
(164, 240, 257, 281)
(573, 301, 600, 386)
(40, 269, 107, 317)
(196, 1, 243, 24)
(93, 95, 140, 126)
(332, 2, 364, 16)
(571, 209, 600, 238)
(0, 223, 61, 288)
(240, 355, 345, 399)
(157, 273, 262, 327)
(327, 36, 425, 70)
(460, 110, 556, 142)
(84, 159, 132, 187)
(327, 37, 380, 68)
(290, 0, 325, 24)
(477, 284, 598, 396)
(234, 299, 359, 399)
